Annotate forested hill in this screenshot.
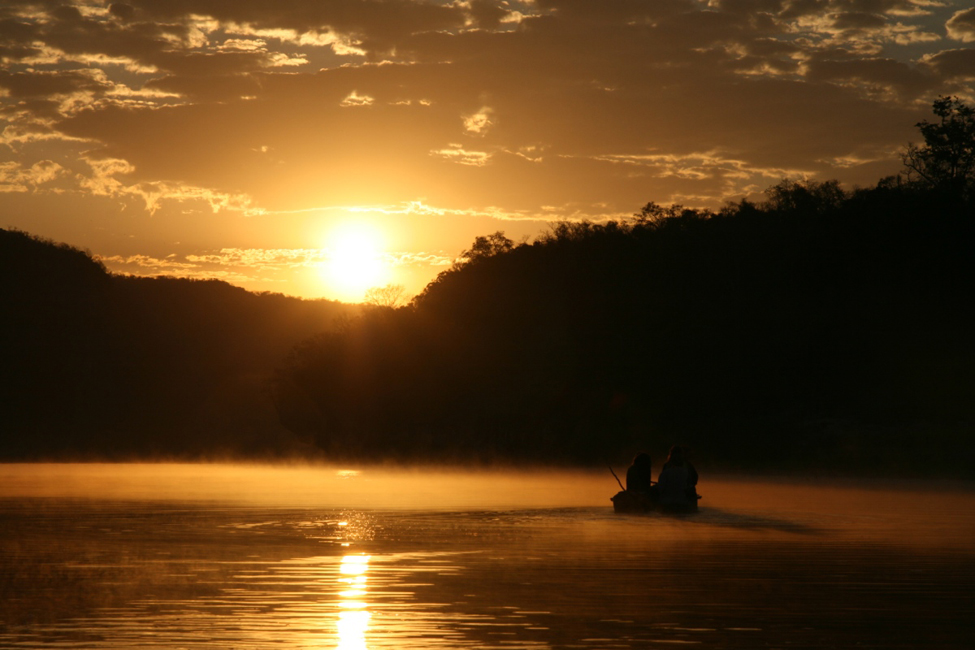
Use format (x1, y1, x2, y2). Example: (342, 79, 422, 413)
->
(4, 100, 975, 473)
(0, 229, 356, 459)
(276, 181, 975, 476)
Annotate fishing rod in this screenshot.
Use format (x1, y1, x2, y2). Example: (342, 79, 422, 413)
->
(607, 463, 625, 491)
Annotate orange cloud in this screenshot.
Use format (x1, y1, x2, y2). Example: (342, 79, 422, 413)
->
(1, 0, 972, 299)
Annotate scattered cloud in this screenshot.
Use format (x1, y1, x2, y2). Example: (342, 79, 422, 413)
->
(1, 0, 973, 298)
(98, 253, 203, 274)
(432, 145, 492, 166)
(341, 90, 375, 106)
(0, 159, 69, 192)
(947, 8, 975, 43)
(583, 151, 815, 201)
(77, 154, 259, 215)
(463, 107, 494, 135)
(922, 48, 975, 81)
(388, 251, 454, 267)
(186, 248, 327, 269)
(98, 245, 456, 293)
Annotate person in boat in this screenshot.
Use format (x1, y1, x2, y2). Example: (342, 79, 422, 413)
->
(625, 452, 657, 503)
(656, 445, 699, 509)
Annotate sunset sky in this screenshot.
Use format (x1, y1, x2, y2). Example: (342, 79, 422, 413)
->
(2, 1, 974, 301)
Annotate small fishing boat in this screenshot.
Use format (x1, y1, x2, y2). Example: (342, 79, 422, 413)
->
(611, 490, 700, 514)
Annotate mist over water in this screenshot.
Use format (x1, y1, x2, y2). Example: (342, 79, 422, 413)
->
(0, 463, 614, 509)
(2, 464, 973, 649)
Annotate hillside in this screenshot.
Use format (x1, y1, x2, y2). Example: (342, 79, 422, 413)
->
(0, 229, 357, 459)
(275, 180, 975, 475)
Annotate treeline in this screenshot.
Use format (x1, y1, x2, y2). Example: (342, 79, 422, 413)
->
(6, 99, 974, 474)
(0, 229, 356, 459)
(275, 179, 975, 475)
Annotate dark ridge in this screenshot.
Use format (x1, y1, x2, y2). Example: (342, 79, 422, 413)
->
(4, 97, 974, 475)
(0, 228, 357, 460)
(275, 180, 975, 476)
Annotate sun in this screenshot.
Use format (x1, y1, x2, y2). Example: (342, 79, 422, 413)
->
(321, 222, 388, 302)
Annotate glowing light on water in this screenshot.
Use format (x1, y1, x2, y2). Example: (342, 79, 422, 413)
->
(337, 555, 372, 649)
(0, 469, 973, 649)
(340, 555, 371, 575)
(337, 611, 371, 650)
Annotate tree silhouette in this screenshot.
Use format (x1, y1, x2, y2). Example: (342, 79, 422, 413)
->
(459, 231, 514, 265)
(903, 96, 975, 198)
(364, 283, 406, 308)
(764, 179, 846, 213)
(276, 168, 975, 473)
(6, 102, 975, 472)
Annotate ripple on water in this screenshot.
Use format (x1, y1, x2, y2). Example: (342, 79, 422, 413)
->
(1, 472, 974, 649)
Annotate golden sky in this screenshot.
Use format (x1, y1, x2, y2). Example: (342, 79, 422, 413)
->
(2, 0, 974, 301)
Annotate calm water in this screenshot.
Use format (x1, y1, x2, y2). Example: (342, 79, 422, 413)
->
(1, 464, 973, 649)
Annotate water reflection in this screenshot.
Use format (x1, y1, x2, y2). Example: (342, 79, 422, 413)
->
(1, 467, 973, 649)
(338, 554, 371, 650)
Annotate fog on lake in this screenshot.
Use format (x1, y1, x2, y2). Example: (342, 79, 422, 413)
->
(1, 464, 973, 649)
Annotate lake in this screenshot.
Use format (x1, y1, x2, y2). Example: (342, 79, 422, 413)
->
(1, 464, 973, 649)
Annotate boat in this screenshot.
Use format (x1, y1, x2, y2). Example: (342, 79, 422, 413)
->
(611, 490, 699, 514)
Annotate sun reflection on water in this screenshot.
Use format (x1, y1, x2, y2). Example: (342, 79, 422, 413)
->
(338, 554, 372, 649)
(338, 611, 370, 650)
(2, 469, 973, 650)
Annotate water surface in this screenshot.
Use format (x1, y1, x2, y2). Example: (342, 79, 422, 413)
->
(1, 464, 973, 648)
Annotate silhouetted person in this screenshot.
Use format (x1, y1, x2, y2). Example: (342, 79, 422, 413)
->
(626, 452, 654, 494)
(657, 445, 698, 510)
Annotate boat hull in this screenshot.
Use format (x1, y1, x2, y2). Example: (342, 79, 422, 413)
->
(611, 490, 699, 514)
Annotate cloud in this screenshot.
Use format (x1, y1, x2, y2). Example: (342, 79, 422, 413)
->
(432, 145, 492, 166)
(99, 245, 456, 290)
(128, 181, 260, 215)
(582, 150, 816, 201)
(186, 247, 327, 269)
(0, 0, 972, 233)
(2, 0, 971, 305)
(28, 159, 66, 184)
(0, 121, 89, 148)
(179, 245, 454, 272)
(98, 248, 329, 285)
(98, 252, 265, 284)
(922, 48, 975, 81)
(112, 0, 469, 60)
(0, 160, 68, 192)
(0, 69, 114, 100)
(98, 253, 203, 273)
(75, 153, 259, 215)
(467, 0, 512, 30)
(947, 8, 975, 43)
(463, 107, 494, 135)
(341, 90, 375, 106)
(387, 251, 454, 267)
(143, 74, 263, 101)
(831, 12, 887, 31)
(804, 56, 937, 99)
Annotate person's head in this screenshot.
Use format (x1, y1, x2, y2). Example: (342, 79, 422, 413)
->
(667, 445, 686, 465)
(634, 452, 651, 467)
